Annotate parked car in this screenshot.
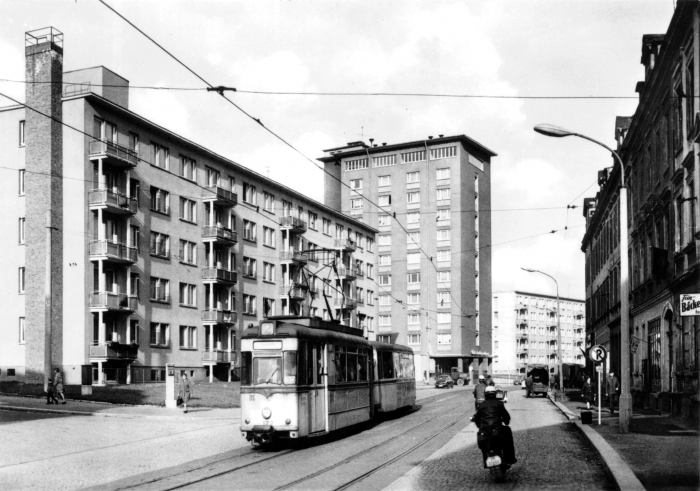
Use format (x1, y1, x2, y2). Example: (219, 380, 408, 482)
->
(512, 377, 522, 385)
(435, 374, 455, 389)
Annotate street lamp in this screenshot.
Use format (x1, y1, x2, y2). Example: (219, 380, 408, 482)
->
(521, 268, 563, 401)
(534, 123, 631, 434)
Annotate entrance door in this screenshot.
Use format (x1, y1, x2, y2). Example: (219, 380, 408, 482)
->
(310, 343, 327, 433)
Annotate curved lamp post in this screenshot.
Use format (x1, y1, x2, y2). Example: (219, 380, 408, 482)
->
(534, 123, 631, 433)
(521, 268, 563, 401)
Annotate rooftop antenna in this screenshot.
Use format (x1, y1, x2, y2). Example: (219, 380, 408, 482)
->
(265, 166, 270, 178)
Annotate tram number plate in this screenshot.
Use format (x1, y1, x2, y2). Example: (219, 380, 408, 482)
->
(262, 420, 271, 425)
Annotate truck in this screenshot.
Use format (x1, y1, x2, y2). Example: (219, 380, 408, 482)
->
(449, 367, 471, 386)
(525, 365, 549, 397)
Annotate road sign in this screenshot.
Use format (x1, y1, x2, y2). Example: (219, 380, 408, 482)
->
(596, 365, 603, 373)
(680, 294, 700, 316)
(589, 345, 607, 363)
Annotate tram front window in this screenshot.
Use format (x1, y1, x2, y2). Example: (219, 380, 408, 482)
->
(254, 357, 282, 385)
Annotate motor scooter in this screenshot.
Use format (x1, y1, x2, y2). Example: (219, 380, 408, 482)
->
(477, 425, 509, 482)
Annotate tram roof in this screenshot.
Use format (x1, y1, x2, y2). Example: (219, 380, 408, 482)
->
(369, 340, 414, 354)
(243, 316, 371, 346)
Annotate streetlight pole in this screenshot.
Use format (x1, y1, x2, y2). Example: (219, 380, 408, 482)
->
(534, 124, 631, 433)
(522, 268, 563, 401)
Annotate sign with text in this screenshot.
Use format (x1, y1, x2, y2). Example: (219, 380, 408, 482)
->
(680, 294, 700, 317)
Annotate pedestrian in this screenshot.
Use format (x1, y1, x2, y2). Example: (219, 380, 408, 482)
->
(54, 368, 66, 404)
(606, 372, 619, 414)
(46, 378, 59, 405)
(581, 377, 594, 410)
(178, 372, 192, 413)
(486, 374, 495, 386)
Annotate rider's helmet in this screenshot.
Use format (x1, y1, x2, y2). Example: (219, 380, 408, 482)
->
(485, 386, 498, 398)
(478, 374, 486, 382)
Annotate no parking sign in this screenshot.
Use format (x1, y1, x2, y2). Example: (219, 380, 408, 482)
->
(589, 345, 607, 363)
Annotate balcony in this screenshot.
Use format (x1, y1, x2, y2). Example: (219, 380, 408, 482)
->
(334, 297, 357, 310)
(201, 350, 235, 364)
(280, 216, 307, 234)
(279, 284, 308, 300)
(89, 343, 138, 360)
(89, 240, 137, 264)
(517, 333, 528, 339)
(203, 185, 237, 207)
(89, 140, 138, 168)
(335, 238, 356, 252)
(201, 226, 237, 245)
(201, 309, 234, 325)
(336, 265, 358, 280)
(88, 189, 137, 215)
(516, 347, 529, 354)
(201, 267, 237, 285)
(89, 292, 137, 313)
(279, 250, 308, 264)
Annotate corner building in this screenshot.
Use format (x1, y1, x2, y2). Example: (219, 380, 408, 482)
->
(319, 135, 495, 382)
(0, 28, 377, 386)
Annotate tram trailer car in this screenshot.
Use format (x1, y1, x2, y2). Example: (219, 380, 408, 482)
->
(240, 317, 416, 444)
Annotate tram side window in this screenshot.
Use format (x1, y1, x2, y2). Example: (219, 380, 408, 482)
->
(283, 351, 297, 385)
(316, 344, 324, 383)
(335, 346, 347, 383)
(379, 351, 395, 379)
(401, 353, 415, 378)
(358, 349, 368, 381)
(240, 352, 252, 386)
(297, 341, 311, 386)
(346, 348, 358, 382)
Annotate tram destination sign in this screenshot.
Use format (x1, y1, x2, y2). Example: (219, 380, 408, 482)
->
(680, 294, 700, 317)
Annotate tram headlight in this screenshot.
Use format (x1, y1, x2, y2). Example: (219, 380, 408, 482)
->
(262, 407, 272, 419)
(245, 418, 250, 424)
(285, 418, 291, 425)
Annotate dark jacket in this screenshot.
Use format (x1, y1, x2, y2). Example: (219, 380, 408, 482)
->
(581, 382, 594, 402)
(606, 376, 619, 395)
(473, 398, 510, 428)
(473, 383, 487, 402)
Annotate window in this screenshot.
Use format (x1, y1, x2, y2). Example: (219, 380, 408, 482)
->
(243, 220, 257, 242)
(436, 188, 450, 200)
(150, 187, 170, 214)
(179, 240, 196, 265)
(263, 192, 275, 212)
(308, 212, 318, 230)
(378, 215, 391, 226)
(437, 229, 450, 241)
(128, 132, 140, 155)
(150, 277, 170, 302)
(152, 143, 169, 170)
(18, 218, 25, 244)
(366, 238, 374, 253)
(379, 255, 391, 266)
(377, 335, 391, 343)
(19, 120, 25, 147)
(379, 295, 392, 306)
(406, 212, 420, 224)
(346, 158, 369, 171)
(406, 171, 420, 183)
(179, 198, 197, 223)
(367, 290, 374, 305)
(206, 167, 220, 187)
(263, 262, 275, 282)
(378, 235, 391, 246)
(407, 272, 421, 284)
(379, 274, 391, 286)
(18, 169, 25, 195)
(408, 314, 420, 325)
(407, 293, 420, 304)
(322, 218, 332, 235)
(180, 156, 196, 181)
(351, 198, 363, 210)
(130, 273, 140, 298)
(150, 323, 170, 346)
(436, 167, 450, 180)
(431, 146, 457, 159)
(350, 178, 363, 190)
(179, 283, 196, 307)
(406, 192, 420, 204)
(130, 179, 141, 206)
(335, 224, 344, 239)
(378, 195, 391, 206)
(408, 334, 420, 345)
(357, 233, 365, 249)
(437, 312, 451, 324)
(373, 155, 396, 167)
(437, 292, 451, 307)
(130, 225, 140, 249)
(436, 208, 450, 221)
(378, 175, 391, 187)
(262, 226, 276, 248)
(19, 317, 25, 344)
(438, 333, 452, 345)
(243, 183, 257, 205)
(379, 315, 391, 326)
(402, 150, 425, 163)
(263, 298, 275, 318)
(366, 263, 374, 278)
(243, 257, 257, 278)
(179, 326, 197, 349)
(437, 249, 450, 262)
(150, 232, 170, 258)
(408, 232, 420, 245)
(407, 252, 420, 265)
(243, 294, 257, 315)
(437, 271, 450, 283)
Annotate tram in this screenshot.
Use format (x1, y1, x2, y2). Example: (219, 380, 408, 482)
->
(240, 316, 416, 444)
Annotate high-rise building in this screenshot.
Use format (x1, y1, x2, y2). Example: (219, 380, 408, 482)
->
(0, 28, 377, 386)
(319, 135, 495, 381)
(491, 291, 586, 376)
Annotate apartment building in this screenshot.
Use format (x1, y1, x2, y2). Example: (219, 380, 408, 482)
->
(582, 1, 700, 421)
(319, 135, 495, 382)
(492, 291, 586, 375)
(0, 28, 377, 386)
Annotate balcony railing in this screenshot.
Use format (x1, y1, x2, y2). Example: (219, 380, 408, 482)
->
(89, 292, 137, 312)
(201, 226, 237, 244)
(203, 185, 237, 206)
(201, 350, 235, 363)
(89, 343, 138, 359)
(334, 297, 357, 309)
(89, 139, 138, 168)
(89, 240, 137, 263)
(88, 189, 138, 214)
(279, 250, 308, 263)
(201, 309, 234, 324)
(201, 267, 237, 284)
(279, 285, 308, 299)
(335, 238, 356, 252)
(336, 265, 359, 279)
(279, 215, 307, 233)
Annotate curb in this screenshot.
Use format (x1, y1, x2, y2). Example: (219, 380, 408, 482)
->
(0, 404, 239, 421)
(547, 394, 645, 491)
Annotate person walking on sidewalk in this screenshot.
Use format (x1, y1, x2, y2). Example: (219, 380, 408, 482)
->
(179, 373, 192, 413)
(606, 372, 619, 414)
(54, 368, 67, 404)
(581, 377, 594, 410)
(46, 378, 59, 405)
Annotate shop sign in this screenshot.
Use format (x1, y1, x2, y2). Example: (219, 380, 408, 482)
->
(680, 294, 700, 317)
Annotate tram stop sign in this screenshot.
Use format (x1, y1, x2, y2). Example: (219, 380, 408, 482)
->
(589, 345, 607, 364)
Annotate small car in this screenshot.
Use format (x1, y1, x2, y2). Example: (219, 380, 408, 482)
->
(512, 377, 522, 385)
(435, 375, 455, 389)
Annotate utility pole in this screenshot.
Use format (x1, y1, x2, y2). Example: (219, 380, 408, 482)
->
(44, 211, 56, 392)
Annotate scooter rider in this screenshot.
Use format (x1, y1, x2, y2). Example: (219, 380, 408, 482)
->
(473, 374, 487, 411)
(473, 386, 517, 468)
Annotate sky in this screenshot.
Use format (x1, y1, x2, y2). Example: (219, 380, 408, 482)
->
(0, 0, 676, 301)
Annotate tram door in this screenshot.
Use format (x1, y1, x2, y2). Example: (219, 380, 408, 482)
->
(310, 343, 326, 433)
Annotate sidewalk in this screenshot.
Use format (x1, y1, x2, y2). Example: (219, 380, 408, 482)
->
(552, 389, 699, 491)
